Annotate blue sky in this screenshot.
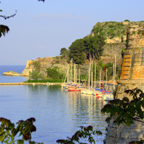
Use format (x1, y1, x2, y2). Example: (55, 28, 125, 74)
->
(0, 0, 144, 65)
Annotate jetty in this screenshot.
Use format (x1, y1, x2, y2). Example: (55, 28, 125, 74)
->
(0, 82, 62, 85)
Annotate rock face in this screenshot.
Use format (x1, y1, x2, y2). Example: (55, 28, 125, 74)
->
(21, 60, 34, 76)
(3, 71, 21, 76)
(21, 57, 69, 77)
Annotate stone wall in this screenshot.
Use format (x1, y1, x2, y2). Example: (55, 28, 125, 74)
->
(105, 116, 144, 144)
(103, 43, 125, 58)
(106, 24, 144, 144)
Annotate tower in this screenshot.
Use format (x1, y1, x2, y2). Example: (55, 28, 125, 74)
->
(116, 24, 144, 99)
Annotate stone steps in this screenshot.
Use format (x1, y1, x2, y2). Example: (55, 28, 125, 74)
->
(120, 54, 132, 80)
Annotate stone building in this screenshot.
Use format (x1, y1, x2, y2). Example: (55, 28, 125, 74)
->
(105, 24, 144, 144)
(116, 24, 144, 99)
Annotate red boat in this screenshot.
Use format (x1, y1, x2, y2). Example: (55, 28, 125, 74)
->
(68, 87, 81, 92)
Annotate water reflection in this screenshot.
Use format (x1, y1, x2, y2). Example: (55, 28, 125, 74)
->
(61, 90, 108, 143)
(0, 85, 108, 143)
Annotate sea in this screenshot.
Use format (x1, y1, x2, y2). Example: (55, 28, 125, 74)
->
(0, 65, 108, 144)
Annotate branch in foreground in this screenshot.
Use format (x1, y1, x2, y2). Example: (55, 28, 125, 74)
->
(0, 10, 17, 20)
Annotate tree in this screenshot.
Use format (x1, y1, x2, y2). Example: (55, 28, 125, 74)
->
(69, 39, 85, 64)
(60, 47, 69, 57)
(47, 67, 64, 79)
(29, 70, 39, 80)
(0, 25, 9, 37)
(84, 35, 95, 61)
(84, 25, 106, 61)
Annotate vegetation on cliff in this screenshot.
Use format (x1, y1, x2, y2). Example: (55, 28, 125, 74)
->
(26, 20, 144, 82)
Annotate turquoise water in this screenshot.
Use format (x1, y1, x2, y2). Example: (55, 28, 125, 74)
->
(0, 66, 108, 143)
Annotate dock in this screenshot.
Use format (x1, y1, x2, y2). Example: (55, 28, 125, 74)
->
(0, 82, 62, 85)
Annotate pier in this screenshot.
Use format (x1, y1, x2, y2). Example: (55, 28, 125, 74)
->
(0, 82, 62, 85)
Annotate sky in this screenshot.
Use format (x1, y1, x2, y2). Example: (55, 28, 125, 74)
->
(0, 0, 144, 65)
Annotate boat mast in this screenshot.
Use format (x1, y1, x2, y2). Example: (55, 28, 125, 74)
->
(91, 61, 93, 88)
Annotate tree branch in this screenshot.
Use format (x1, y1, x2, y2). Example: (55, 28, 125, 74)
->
(0, 10, 17, 20)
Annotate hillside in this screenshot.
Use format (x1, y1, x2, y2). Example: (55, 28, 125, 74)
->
(21, 20, 144, 78)
(91, 20, 144, 43)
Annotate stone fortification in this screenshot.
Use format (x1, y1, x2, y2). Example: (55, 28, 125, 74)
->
(116, 24, 144, 99)
(105, 24, 144, 144)
(105, 116, 144, 144)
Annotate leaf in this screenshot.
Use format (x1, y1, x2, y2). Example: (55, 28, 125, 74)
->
(105, 117, 111, 123)
(95, 131, 102, 135)
(0, 25, 10, 37)
(86, 125, 93, 131)
(26, 118, 36, 123)
(122, 97, 130, 103)
(17, 139, 24, 144)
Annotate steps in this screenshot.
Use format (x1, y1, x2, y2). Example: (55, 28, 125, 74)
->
(120, 53, 132, 80)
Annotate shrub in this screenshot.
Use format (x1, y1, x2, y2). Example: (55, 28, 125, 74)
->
(29, 70, 39, 80)
(124, 19, 130, 22)
(47, 67, 64, 79)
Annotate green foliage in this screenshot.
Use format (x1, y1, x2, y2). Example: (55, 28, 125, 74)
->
(129, 140, 144, 144)
(93, 62, 113, 81)
(0, 25, 10, 37)
(84, 26, 106, 61)
(124, 19, 130, 22)
(60, 48, 69, 57)
(47, 67, 64, 79)
(0, 117, 37, 144)
(29, 61, 41, 80)
(56, 125, 102, 144)
(55, 61, 60, 64)
(101, 88, 144, 126)
(25, 79, 63, 83)
(138, 30, 144, 35)
(69, 39, 85, 64)
(32, 60, 40, 73)
(29, 70, 39, 80)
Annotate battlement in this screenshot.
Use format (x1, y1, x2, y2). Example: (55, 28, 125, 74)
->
(120, 24, 144, 80)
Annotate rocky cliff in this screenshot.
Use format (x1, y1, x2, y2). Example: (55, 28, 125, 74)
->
(21, 21, 144, 77)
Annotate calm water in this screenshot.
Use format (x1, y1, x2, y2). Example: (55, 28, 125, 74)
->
(0, 65, 27, 83)
(0, 66, 108, 143)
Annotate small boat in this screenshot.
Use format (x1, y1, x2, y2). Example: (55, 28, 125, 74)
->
(102, 93, 113, 101)
(68, 87, 81, 92)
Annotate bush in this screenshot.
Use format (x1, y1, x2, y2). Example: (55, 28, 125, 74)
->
(29, 70, 39, 80)
(32, 60, 40, 73)
(26, 79, 63, 83)
(124, 19, 130, 22)
(47, 67, 64, 79)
